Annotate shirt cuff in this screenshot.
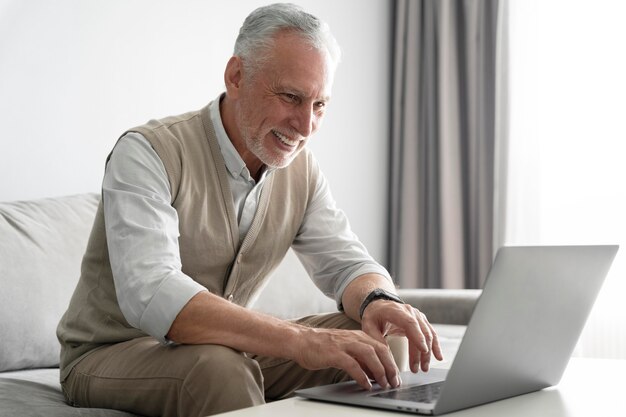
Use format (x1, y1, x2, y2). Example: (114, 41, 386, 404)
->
(138, 271, 207, 343)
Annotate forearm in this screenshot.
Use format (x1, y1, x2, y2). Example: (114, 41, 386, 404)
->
(166, 291, 305, 360)
(341, 273, 397, 323)
(168, 277, 404, 391)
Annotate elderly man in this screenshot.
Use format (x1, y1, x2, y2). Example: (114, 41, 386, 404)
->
(57, 3, 442, 417)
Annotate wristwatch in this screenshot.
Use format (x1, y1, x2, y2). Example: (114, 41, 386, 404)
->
(359, 288, 405, 319)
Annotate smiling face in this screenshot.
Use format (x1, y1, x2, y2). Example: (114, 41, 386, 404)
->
(221, 30, 335, 177)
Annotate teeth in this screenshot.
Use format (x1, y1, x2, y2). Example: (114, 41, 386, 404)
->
(273, 130, 298, 147)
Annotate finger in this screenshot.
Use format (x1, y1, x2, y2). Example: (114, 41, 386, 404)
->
(338, 354, 373, 391)
(404, 316, 429, 354)
(378, 342, 402, 388)
(354, 343, 394, 389)
(428, 321, 444, 361)
(409, 343, 422, 373)
(417, 311, 434, 353)
(402, 310, 429, 372)
(417, 311, 444, 364)
(416, 312, 433, 372)
(420, 345, 432, 372)
(405, 327, 423, 372)
(404, 316, 428, 353)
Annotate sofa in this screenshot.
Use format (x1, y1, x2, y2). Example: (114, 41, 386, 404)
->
(0, 193, 480, 416)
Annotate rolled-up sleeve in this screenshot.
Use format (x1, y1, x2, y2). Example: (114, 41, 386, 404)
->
(103, 133, 206, 343)
(292, 168, 392, 310)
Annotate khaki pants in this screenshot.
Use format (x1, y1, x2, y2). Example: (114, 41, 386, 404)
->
(61, 312, 360, 417)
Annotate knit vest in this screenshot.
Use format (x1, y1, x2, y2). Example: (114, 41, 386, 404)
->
(57, 104, 319, 381)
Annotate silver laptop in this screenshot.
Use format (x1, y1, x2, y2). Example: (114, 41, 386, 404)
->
(296, 245, 618, 415)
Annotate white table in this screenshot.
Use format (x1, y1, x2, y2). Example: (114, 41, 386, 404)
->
(217, 358, 624, 416)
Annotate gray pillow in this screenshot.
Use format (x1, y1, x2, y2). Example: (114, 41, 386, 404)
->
(0, 193, 99, 372)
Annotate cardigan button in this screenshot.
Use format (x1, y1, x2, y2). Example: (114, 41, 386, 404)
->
(227, 294, 234, 302)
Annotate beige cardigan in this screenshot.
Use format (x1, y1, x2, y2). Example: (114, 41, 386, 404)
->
(57, 104, 320, 381)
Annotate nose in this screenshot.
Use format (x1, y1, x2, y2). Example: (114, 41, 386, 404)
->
(292, 104, 317, 138)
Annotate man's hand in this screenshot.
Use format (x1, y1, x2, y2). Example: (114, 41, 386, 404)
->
(360, 300, 443, 373)
(341, 274, 444, 376)
(294, 327, 401, 391)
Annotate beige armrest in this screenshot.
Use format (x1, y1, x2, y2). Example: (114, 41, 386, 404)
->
(397, 288, 482, 325)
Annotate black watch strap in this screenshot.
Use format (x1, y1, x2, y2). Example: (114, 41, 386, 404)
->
(358, 288, 404, 319)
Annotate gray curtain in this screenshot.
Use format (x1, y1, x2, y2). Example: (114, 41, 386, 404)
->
(388, 0, 502, 289)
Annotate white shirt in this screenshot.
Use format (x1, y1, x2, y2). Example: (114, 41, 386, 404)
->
(103, 96, 391, 343)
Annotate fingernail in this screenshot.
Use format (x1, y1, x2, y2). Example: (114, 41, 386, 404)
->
(381, 377, 389, 389)
(394, 375, 401, 387)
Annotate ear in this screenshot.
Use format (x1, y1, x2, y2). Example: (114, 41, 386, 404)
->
(224, 56, 243, 99)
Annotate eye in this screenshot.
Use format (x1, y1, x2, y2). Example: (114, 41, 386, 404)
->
(281, 93, 299, 103)
(314, 101, 327, 113)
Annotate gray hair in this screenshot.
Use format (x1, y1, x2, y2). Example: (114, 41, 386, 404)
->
(234, 3, 341, 77)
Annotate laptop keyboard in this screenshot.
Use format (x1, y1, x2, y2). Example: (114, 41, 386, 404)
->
(370, 381, 444, 404)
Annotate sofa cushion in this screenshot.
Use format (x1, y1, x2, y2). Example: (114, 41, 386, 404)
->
(0, 193, 99, 372)
(0, 369, 139, 416)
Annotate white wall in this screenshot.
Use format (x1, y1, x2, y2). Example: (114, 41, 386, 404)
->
(505, 0, 626, 358)
(0, 0, 391, 262)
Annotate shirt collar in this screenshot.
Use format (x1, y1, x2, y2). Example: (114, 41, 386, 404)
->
(209, 94, 274, 184)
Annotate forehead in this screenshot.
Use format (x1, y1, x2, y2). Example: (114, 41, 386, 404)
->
(259, 31, 334, 99)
